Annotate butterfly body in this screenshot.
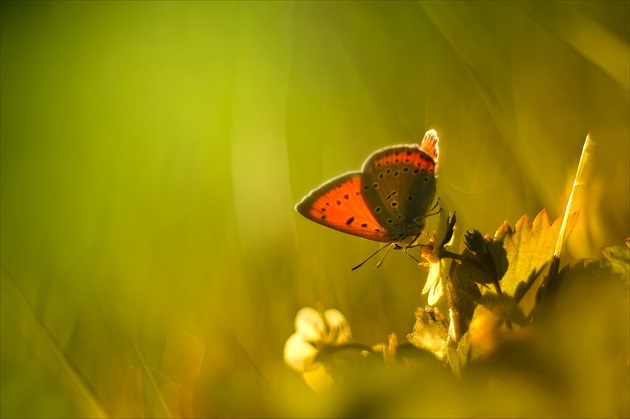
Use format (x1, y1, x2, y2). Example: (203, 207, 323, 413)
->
(296, 130, 440, 246)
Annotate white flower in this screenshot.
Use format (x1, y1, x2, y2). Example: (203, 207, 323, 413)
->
(284, 307, 351, 371)
(422, 257, 444, 306)
(283, 307, 351, 391)
(420, 208, 456, 305)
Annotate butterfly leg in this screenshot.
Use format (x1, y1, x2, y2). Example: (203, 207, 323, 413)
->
(401, 233, 424, 264)
(430, 197, 441, 212)
(403, 247, 422, 264)
(425, 198, 442, 218)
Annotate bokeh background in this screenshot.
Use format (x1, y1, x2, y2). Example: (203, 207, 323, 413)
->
(1, 1, 628, 417)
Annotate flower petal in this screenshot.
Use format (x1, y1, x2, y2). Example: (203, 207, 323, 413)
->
(302, 364, 334, 393)
(427, 269, 444, 306)
(422, 261, 441, 294)
(322, 309, 351, 344)
(283, 333, 318, 372)
(434, 204, 450, 250)
(294, 307, 325, 342)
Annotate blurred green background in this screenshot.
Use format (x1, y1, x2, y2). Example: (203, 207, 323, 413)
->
(1, 1, 628, 417)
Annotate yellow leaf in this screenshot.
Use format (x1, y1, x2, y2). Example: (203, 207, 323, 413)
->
(499, 209, 579, 297)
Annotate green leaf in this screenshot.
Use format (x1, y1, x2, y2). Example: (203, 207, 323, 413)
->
(463, 230, 508, 283)
(475, 293, 527, 326)
(453, 250, 497, 285)
(461, 230, 508, 286)
(513, 264, 547, 305)
(464, 230, 489, 262)
(498, 209, 578, 297)
(447, 261, 482, 343)
(535, 258, 628, 322)
(601, 239, 630, 281)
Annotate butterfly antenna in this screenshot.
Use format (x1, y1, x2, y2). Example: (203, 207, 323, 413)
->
(351, 243, 392, 271)
(374, 244, 397, 268)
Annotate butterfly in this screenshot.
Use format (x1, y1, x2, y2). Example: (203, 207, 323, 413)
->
(295, 129, 440, 266)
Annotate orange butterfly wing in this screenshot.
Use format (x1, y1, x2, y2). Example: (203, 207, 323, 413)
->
(295, 173, 394, 242)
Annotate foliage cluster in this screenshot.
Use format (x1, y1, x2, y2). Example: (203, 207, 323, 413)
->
(284, 138, 629, 417)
